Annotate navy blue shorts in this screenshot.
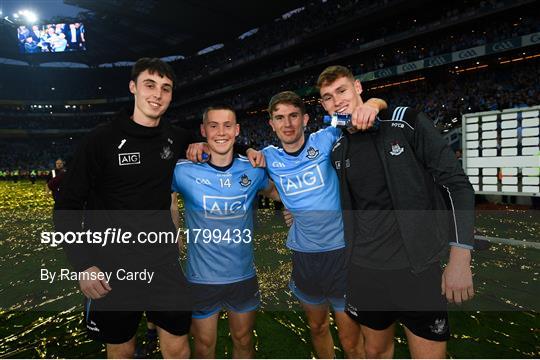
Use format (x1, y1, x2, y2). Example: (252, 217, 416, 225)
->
(289, 247, 347, 311)
(190, 276, 260, 319)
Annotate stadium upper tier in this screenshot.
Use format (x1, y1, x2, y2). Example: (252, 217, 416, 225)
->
(0, 0, 536, 102)
(1, 57, 538, 171)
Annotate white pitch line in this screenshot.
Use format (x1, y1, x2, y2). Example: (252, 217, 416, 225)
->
(475, 235, 540, 249)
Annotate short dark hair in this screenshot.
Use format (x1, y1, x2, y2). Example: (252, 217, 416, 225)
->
(131, 57, 176, 85)
(316, 65, 355, 89)
(202, 105, 237, 123)
(267, 91, 306, 116)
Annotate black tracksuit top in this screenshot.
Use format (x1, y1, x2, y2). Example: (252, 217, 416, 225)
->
(55, 111, 195, 272)
(331, 106, 475, 273)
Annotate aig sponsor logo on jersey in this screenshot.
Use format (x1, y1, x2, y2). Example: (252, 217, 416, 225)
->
(279, 164, 325, 196)
(118, 152, 141, 166)
(203, 194, 247, 219)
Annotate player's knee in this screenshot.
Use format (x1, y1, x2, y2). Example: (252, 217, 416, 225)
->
(308, 318, 330, 337)
(160, 338, 190, 359)
(107, 341, 136, 358)
(194, 334, 216, 355)
(230, 328, 253, 348)
(364, 341, 392, 359)
(338, 332, 359, 355)
(161, 344, 190, 359)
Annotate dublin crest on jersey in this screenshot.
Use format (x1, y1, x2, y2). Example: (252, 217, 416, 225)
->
(429, 318, 447, 335)
(239, 174, 252, 187)
(306, 146, 320, 159)
(389, 142, 404, 156)
(160, 145, 173, 160)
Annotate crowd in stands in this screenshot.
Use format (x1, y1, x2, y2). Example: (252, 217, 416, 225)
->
(212, 59, 540, 148)
(1, 0, 538, 171)
(174, 0, 526, 84)
(1, 0, 535, 103)
(173, 59, 540, 149)
(2, 61, 538, 171)
(3, 57, 536, 172)
(175, 11, 539, 105)
(0, 114, 111, 130)
(0, 138, 79, 171)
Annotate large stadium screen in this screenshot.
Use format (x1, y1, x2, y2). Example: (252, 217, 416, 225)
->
(17, 23, 87, 54)
(462, 107, 540, 196)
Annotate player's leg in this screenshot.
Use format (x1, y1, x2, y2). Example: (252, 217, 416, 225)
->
(361, 323, 396, 358)
(139, 261, 193, 358)
(403, 325, 447, 359)
(223, 276, 260, 358)
(399, 264, 450, 358)
(190, 311, 220, 358)
(84, 298, 142, 358)
(327, 248, 364, 358)
(107, 338, 137, 358)
(155, 326, 191, 359)
(343, 264, 399, 358)
(95, 316, 139, 358)
(302, 302, 335, 359)
(227, 310, 256, 358)
(147, 311, 192, 359)
(186, 279, 225, 358)
(334, 311, 365, 358)
(399, 309, 449, 358)
(290, 250, 336, 358)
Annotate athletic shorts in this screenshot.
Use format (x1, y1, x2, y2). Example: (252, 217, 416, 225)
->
(345, 262, 450, 341)
(84, 261, 192, 343)
(289, 247, 347, 312)
(191, 276, 260, 319)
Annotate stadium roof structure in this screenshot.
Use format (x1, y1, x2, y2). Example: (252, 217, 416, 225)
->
(0, 0, 307, 66)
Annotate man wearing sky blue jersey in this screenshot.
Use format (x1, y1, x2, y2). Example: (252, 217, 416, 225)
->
(249, 91, 386, 358)
(171, 106, 279, 358)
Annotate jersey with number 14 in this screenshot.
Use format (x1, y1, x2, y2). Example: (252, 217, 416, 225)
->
(263, 126, 345, 253)
(172, 156, 268, 284)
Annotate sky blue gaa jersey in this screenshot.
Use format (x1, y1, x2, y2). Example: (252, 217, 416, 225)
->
(263, 126, 345, 252)
(172, 155, 269, 284)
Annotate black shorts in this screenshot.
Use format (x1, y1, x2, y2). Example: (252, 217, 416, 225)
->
(289, 247, 347, 311)
(345, 262, 450, 341)
(84, 262, 192, 344)
(191, 276, 260, 319)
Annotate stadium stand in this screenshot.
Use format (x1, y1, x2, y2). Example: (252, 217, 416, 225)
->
(0, 0, 538, 171)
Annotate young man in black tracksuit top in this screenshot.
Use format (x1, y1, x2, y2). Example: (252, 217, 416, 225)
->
(317, 65, 475, 358)
(55, 58, 204, 358)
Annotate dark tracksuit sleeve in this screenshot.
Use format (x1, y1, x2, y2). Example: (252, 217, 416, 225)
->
(187, 128, 201, 144)
(233, 143, 250, 156)
(174, 126, 202, 156)
(413, 112, 475, 249)
(54, 133, 101, 272)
